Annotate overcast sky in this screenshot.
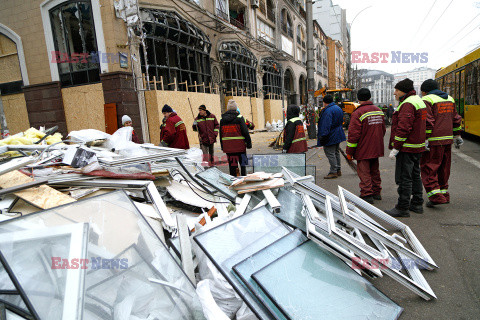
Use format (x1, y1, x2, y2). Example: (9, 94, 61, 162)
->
(330, 0, 480, 74)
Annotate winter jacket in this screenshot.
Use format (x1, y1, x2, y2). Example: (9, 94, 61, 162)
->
(423, 89, 462, 146)
(389, 91, 427, 153)
(132, 130, 140, 143)
(220, 110, 252, 153)
(346, 101, 386, 160)
(283, 105, 308, 153)
(238, 114, 255, 130)
(160, 112, 190, 149)
(317, 102, 346, 146)
(192, 110, 219, 145)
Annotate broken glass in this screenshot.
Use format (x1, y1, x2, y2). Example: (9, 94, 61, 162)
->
(195, 167, 237, 200)
(251, 241, 403, 320)
(194, 206, 290, 320)
(232, 230, 307, 320)
(272, 188, 306, 232)
(0, 191, 205, 320)
(253, 154, 306, 176)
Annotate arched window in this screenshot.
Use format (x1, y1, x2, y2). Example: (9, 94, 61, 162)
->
(316, 44, 321, 73)
(281, 9, 293, 38)
(261, 57, 281, 99)
(49, 0, 100, 86)
(219, 41, 257, 97)
(141, 10, 212, 91)
(296, 26, 306, 64)
(0, 34, 23, 94)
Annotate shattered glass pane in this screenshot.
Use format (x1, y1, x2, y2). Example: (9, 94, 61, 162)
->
(232, 230, 307, 320)
(195, 167, 237, 200)
(252, 241, 403, 320)
(0, 191, 205, 320)
(252, 154, 306, 176)
(194, 206, 290, 320)
(0, 295, 28, 314)
(273, 188, 306, 232)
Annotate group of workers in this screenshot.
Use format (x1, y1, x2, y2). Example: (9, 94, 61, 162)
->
(121, 77, 463, 218)
(341, 78, 463, 217)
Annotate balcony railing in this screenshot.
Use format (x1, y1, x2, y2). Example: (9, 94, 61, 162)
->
(230, 16, 246, 30)
(216, 8, 229, 22)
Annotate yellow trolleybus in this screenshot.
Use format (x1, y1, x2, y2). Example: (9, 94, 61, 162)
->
(435, 47, 480, 137)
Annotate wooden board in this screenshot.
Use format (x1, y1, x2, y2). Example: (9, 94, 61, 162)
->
(235, 178, 285, 194)
(0, 170, 76, 209)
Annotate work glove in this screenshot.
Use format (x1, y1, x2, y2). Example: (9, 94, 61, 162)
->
(425, 140, 430, 152)
(389, 149, 399, 159)
(193, 120, 197, 126)
(346, 154, 353, 161)
(282, 149, 287, 153)
(454, 136, 464, 149)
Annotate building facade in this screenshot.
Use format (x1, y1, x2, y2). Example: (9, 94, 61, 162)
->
(0, 0, 339, 143)
(393, 67, 437, 95)
(358, 69, 395, 106)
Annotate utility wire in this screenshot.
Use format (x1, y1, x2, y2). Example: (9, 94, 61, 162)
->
(411, 0, 439, 45)
(436, 13, 480, 52)
(418, 0, 455, 45)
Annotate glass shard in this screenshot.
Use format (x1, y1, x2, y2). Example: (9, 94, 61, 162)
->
(194, 206, 290, 320)
(252, 241, 403, 320)
(273, 188, 306, 232)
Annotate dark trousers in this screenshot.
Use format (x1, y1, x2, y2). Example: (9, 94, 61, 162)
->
(395, 152, 423, 210)
(227, 153, 248, 176)
(324, 144, 341, 174)
(420, 144, 451, 203)
(200, 143, 215, 166)
(357, 158, 381, 197)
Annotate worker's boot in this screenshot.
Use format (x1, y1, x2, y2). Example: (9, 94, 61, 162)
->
(337, 170, 342, 177)
(373, 194, 382, 200)
(360, 195, 374, 204)
(385, 207, 410, 217)
(409, 204, 424, 214)
(324, 172, 338, 179)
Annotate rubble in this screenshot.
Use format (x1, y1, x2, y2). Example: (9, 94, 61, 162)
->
(0, 127, 438, 319)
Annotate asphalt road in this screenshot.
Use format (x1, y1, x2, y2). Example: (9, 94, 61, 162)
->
(306, 128, 480, 320)
(209, 128, 480, 319)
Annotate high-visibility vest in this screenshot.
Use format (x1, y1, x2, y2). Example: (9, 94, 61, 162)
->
(393, 95, 427, 149)
(423, 94, 458, 144)
(221, 123, 246, 153)
(285, 117, 308, 153)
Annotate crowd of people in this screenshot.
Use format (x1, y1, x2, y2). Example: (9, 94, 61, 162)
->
(120, 77, 463, 218)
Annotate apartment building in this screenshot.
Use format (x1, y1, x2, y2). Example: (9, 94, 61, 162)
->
(358, 69, 395, 106)
(393, 67, 436, 95)
(0, 0, 335, 143)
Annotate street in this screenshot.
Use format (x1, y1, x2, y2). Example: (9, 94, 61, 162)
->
(206, 128, 480, 319)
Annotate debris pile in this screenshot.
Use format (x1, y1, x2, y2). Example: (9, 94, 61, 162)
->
(0, 127, 437, 319)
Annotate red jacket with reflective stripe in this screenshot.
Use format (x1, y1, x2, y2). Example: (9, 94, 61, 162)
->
(283, 117, 307, 153)
(160, 113, 190, 149)
(389, 91, 427, 153)
(193, 111, 219, 145)
(346, 101, 386, 160)
(220, 110, 251, 153)
(423, 93, 462, 146)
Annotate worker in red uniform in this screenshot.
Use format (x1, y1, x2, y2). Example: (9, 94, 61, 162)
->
(236, 106, 255, 130)
(160, 104, 190, 149)
(385, 79, 427, 217)
(283, 105, 307, 153)
(193, 104, 219, 166)
(121, 115, 140, 143)
(220, 100, 252, 176)
(420, 79, 463, 207)
(346, 88, 386, 204)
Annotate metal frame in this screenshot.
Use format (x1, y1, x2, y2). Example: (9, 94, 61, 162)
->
(326, 195, 437, 300)
(260, 57, 282, 97)
(140, 9, 212, 91)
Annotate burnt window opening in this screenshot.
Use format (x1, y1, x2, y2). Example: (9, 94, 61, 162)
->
(50, 0, 100, 87)
(140, 10, 212, 92)
(281, 9, 293, 38)
(261, 57, 281, 99)
(219, 41, 257, 97)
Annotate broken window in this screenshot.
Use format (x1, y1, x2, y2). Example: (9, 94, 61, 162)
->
(141, 10, 212, 92)
(260, 58, 281, 98)
(280, 9, 293, 38)
(49, 0, 100, 87)
(219, 41, 257, 96)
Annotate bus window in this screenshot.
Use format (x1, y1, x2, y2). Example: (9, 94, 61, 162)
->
(465, 61, 479, 105)
(455, 71, 460, 114)
(460, 69, 465, 116)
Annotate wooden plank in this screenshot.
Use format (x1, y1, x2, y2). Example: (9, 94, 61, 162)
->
(236, 178, 284, 194)
(0, 170, 75, 209)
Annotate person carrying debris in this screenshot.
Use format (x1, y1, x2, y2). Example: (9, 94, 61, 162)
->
(283, 105, 307, 153)
(317, 94, 346, 179)
(345, 88, 386, 204)
(121, 115, 140, 143)
(385, 78, 427, 217)
(160, 104, 190, 149)
(193, 104, 219, 166)
(420, 79, 463, 207)
(220, 100, 252, 176)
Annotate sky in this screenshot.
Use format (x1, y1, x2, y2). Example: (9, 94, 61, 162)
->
(330, 0, 480, 74)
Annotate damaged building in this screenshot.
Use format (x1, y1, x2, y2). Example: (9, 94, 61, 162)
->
(0, 0, 346, 144)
